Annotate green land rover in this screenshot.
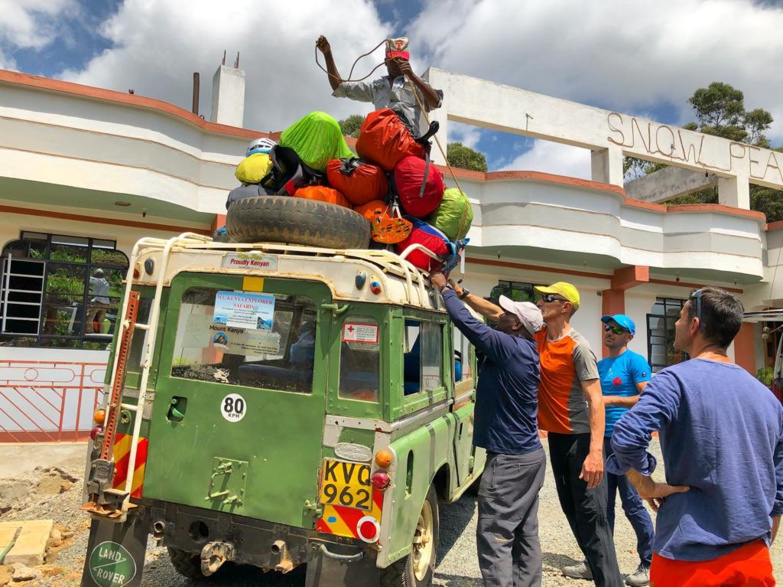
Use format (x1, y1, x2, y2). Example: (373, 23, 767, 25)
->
(81, 228, 485, 586)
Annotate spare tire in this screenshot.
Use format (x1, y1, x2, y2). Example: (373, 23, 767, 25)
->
(227, 196, 371, 249)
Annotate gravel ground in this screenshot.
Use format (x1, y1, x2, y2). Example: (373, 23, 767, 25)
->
(2, 438, 782, 586)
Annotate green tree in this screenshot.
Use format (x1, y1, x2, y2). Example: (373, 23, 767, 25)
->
(339, 114, 364, 139)
(447, 142, 488, 172)
(628, 82, 782, 221)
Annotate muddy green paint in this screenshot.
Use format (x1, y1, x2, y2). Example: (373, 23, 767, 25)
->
(102, 255, 484, 573)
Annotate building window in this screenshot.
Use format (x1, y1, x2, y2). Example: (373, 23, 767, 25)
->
(0, 232, 128, 350)
(647, 297, 688, 372)
(490, 280, 536, 304)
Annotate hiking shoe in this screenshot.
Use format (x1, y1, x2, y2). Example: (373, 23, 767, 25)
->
(625, 563, 650, 586)
(562, 561, 593, 580)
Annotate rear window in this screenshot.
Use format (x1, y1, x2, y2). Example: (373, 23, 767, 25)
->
(170, 287, 317, 394)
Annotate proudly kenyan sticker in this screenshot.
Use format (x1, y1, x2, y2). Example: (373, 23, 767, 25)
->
(89, 541, 136, 587)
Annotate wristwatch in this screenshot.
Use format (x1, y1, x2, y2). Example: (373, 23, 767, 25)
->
(458, 288, 470, 300)
(439, 284, 453, 294)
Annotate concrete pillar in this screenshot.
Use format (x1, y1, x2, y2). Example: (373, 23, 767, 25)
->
(591, 146, 624, 187)
(424, 68, 447, 166)
(734, 323, 757, 375)
(717, 176, 750, 209)
(210, 65, 246, 128)
(600, 289, 625, 358)
(211, 214, 226, 233)
(600, 265, 650, 357)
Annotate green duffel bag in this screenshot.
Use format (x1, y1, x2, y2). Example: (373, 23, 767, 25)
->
(427, 188, 473, 241)
(279, 111, 354, 172)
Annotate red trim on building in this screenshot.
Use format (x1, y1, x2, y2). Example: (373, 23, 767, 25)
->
(0, 204, 211, 236)
(733, 323, 757, 376)
(0, 68, 268, 141)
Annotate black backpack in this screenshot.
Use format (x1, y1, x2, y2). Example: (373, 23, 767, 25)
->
(259, 145, 324, 196)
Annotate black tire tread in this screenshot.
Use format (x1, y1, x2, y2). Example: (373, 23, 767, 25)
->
(227, 196, 371, 249)
(167, 547, 204, 579)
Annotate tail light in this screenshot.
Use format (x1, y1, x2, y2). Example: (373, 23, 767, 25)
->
(93, 409, 106, 425)
(371, 471, 390, 490)
(374, 449, 393, 469)
(357, 516, 380, 543)
(90, 426, 103, 441)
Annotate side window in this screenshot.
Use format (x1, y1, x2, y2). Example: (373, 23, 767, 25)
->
(339, 318, 380, 402)
(170, 287, 317, 394)
(420, 322, 443, 391)
(403, 320, 444, 396)
(453, 326, 471, 382)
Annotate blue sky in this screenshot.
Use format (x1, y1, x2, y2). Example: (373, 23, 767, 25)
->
(5, 0, 122, 77)
(2, 0, 782, 177)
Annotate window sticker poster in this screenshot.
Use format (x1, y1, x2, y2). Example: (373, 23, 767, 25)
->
(214, 291, 275, 330)
(209, 324, 281, 355)
(342, 322, 379, 344)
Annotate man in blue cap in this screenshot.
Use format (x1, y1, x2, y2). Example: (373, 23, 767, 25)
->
(564, 314, 654, 586)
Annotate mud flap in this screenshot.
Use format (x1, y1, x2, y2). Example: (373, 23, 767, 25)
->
(305, 541, 380, 587)
(81, 511, 149, 587)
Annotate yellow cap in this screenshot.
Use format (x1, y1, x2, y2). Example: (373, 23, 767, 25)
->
(534, 282, 580, 311)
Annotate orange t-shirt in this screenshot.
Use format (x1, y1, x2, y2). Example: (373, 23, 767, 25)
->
(534, 328, 598, 434)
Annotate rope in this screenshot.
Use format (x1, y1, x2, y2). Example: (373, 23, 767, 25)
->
(407, 76, 466, 197)
(314, 39, 388, 84)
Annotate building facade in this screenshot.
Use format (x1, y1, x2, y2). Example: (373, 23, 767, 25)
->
(1, 66, 781, 441)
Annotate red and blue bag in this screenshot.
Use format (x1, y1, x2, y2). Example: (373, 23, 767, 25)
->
(395, 217, 467, 272)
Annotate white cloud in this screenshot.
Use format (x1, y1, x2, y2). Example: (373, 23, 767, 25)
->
(499, 140, 591, 179)
(448, 122, 483, 150)
(410, 0, 783, 143)
(0, 0, 77, 49)
(60, 0, 393, 133)
(8, 0, 783, 153)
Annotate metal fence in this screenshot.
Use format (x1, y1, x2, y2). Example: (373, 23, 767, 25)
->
(0, 359, 106, 442)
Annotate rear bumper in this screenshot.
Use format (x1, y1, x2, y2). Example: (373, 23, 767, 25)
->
(143, 499, 380, 581)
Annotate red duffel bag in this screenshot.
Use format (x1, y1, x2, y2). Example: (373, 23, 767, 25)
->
(356, 109, 424, 172)
(394, 156, 445, 219)
(326, 158, 388, 206)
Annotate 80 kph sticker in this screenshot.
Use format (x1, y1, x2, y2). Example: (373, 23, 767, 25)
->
(221, 393, 246, 422)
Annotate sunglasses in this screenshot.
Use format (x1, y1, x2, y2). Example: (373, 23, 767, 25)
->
(690, 288, 704, 331)
(540, 293, 566, 303)
(604, 325, 627, 335)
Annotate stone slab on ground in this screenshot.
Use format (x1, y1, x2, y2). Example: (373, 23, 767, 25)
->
(0, 519, 53, 566)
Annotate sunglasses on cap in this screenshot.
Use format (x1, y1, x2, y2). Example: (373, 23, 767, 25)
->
(690, 288, 704, 331)
(604, 325, 627, 335)
(539, 293, 566, 303)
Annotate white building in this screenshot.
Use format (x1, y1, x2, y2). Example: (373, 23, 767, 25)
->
(1, 65, 781, 441)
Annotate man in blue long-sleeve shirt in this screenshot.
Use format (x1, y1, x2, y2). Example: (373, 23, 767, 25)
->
(431, 272, 545, 587)
(607, 286, 783, 586)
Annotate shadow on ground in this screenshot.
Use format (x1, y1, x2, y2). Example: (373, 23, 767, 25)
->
(437, 492, 477, 562)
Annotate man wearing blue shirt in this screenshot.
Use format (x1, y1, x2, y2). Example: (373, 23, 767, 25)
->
(564, 315, 655, 586)
(607, 287, 783, 586)
(431, 272, 545, 587)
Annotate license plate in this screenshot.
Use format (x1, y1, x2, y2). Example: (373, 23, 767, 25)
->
(319, 459, 372, 511)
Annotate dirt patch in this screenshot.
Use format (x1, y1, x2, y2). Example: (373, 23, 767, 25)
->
(0, 468, 78, 518)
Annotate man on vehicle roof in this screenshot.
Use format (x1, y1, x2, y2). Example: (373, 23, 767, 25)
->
(315, 36, 443, 136)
